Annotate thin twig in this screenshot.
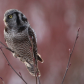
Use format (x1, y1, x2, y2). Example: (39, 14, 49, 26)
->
(36, 76, 37, 84)
(61, 28, 80, 84)
(0, 41, 14, 53)
(0, 48, 28, 84)
(0, 77, 5, 84)
(35, 61, 38, 84)
(38, 77, 41, 84)
(35, 58, 38, 84)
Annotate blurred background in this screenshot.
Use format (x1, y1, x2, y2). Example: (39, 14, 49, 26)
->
(0, 0, 84, 84)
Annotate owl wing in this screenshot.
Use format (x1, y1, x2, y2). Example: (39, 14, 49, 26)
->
(28, 27, 43, 63)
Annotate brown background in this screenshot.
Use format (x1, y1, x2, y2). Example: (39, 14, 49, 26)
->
(0, 0, 84, 84)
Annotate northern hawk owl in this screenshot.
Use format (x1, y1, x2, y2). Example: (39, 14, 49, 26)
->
(3, 9, 43, 77)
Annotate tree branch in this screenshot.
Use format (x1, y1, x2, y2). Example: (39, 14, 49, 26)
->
(0, 77, 5, 84)
(61, 28, 80, 84)
(0, 48, 28, 84)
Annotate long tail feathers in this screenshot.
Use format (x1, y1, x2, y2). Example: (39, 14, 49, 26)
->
(24, 53, 43, 77)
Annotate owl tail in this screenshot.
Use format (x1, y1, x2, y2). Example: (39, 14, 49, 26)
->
(24, 62, 41, 77)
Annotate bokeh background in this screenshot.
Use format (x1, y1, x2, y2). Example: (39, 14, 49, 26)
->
(0, 0, 84, 84)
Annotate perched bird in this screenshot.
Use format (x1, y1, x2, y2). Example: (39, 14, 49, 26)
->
(3, 9, 43, 77)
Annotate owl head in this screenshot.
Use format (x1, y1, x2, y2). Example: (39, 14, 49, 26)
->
(4, 9, 28, 30)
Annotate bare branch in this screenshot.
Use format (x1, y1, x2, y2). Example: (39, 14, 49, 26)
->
(0, 41, 14, 53)
(35, 54, 41, 84)
(38, 77, 41, 84)
(0, 77, 5, 84)
(61, 28, 80, 84)
(0, 48, 28, 84)
(34, 57, 38, 84)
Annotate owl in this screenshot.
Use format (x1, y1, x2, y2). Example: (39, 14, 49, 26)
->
(3, 9, 43, 77)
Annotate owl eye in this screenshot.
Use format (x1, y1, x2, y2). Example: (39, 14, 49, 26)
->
(8, 15, 13, 18)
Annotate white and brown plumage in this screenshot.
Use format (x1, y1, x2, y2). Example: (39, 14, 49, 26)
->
(3, 9, 43, 77)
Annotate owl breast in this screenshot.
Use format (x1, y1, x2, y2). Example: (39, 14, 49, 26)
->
(4, 28, 34, 63)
